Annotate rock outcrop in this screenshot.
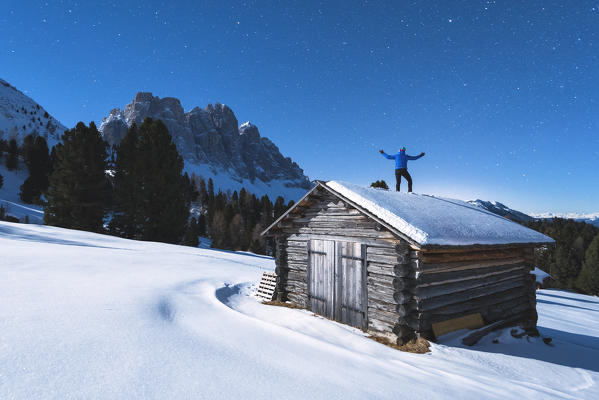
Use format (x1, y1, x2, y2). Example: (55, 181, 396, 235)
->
(100, 92, 311, 198)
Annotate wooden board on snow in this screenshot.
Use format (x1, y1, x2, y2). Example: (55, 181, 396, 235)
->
(432, 313, 484, 339)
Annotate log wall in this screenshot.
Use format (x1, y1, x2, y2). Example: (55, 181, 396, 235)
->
(272, 187, 414, 343)
(411, 246, 538, 339)
(269, 185, 539, 345)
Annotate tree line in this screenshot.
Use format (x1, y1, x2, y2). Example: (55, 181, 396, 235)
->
(0, 118, 293, 255)
(527, 218, 599, 296)
(186, 176, 292, 253)
(5, 127, 598, 293)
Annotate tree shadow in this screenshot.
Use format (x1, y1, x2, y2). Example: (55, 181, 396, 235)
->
(215, 283, 243, 306)
(208, 247, 274, 260)
(539, 290, 599, 305)
(537, 298, 598, 313)
(468, 326, 599, 373)
(0, 223, 129, 250)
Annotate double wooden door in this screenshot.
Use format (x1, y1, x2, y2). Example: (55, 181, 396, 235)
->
(308, 239, 367, 330)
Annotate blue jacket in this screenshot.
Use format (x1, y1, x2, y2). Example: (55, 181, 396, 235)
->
(381, 150, 423, 170)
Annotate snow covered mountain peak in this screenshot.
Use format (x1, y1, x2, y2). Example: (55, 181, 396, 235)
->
(0, 78, 67, 147)
(467, 199, 534, 223)
(99, 92, 312, 200)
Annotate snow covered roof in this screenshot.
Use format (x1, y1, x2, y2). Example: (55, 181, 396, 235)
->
(262, 180, 554, 247)
(324, 181, 553, 246)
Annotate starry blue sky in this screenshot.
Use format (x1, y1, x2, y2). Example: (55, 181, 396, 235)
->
(1, 1, 598, 213)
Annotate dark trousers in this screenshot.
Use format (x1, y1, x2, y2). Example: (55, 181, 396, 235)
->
(395, 168, 413, 192)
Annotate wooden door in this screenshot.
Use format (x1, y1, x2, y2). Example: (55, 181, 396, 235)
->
(308, 239, 368, 330)
(337, 242, 367, 330)
(308, 239, 336, 319)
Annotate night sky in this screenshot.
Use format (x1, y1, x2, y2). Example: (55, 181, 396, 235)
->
(2, 1, 598, 213)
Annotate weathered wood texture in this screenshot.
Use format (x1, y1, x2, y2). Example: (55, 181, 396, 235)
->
(412, 247, 538, 339)
(271, 187, 538, 345)
(272, 188, 413, 342)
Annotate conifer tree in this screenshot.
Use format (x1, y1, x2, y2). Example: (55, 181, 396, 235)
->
(110, 124, 143, 238)
(197, 213, 207, 236)
(19, 135, 51, 204)
(249, 223, 265, 254)
(198, 177, 208, 206)
(210, 211, 228, 248)
(273, 196, 286, 219)
(370, 180, 389, 190)
(207, 178, 215, 203)
(576, 233, 599, 295)
(5, 138, 18, 170)
(229, 213, 244, 249)
(111, 118, 191, 243)
(183, 217, 200, 247)
(44, 122, 110, 232)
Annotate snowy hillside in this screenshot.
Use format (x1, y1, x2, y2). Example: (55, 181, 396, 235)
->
(0, 162, 44, 223)
(1, 221, 598, 399)
(0, 78, 67, 147)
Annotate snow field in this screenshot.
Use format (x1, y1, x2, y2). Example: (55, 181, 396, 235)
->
(1, 221, 598, 399)
(0, 162, 44, 223)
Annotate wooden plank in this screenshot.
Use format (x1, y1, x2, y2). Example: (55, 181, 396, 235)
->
(415, 267, 528, 299)
(361, 243, 368, 330)
(420, 248, 531, 264)
(415, 277, 528, 312)
(367, 263, 413, 278)
(416, 257, 525, 274)
(327, 239, 335, 319)
(416, 263, 527, 285)
(287, 233, 399, 247)
(422, 289, 530, 318)
(335, 241, 342, 322)
(307, 240, 313, 312)
(431, 313, 484, 339)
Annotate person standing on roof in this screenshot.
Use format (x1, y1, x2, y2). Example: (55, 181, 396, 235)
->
(379, 147, 425, 192)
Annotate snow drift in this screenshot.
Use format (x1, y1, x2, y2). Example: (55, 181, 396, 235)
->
(0, 221, 598, 399)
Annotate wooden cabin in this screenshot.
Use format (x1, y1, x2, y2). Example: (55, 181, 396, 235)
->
(262, 181, 554, 345)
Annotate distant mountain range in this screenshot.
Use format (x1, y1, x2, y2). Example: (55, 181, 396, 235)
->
(0, 78, 67, 147)
(99, 92, 311, 200)
(529, 212, 599, 228)
(0, 78, 311, 201)
(468, 199, 599, 228)
(467, 199, 534, 223)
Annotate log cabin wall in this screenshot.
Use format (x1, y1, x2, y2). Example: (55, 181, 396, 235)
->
(271, 187, 415, 343)
(412, 246, 538, 339)
(269, 184, 540, 345)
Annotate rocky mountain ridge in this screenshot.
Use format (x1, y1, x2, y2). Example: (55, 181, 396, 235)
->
(100, 92, 311, 199)
(467, 199, 534, 223)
